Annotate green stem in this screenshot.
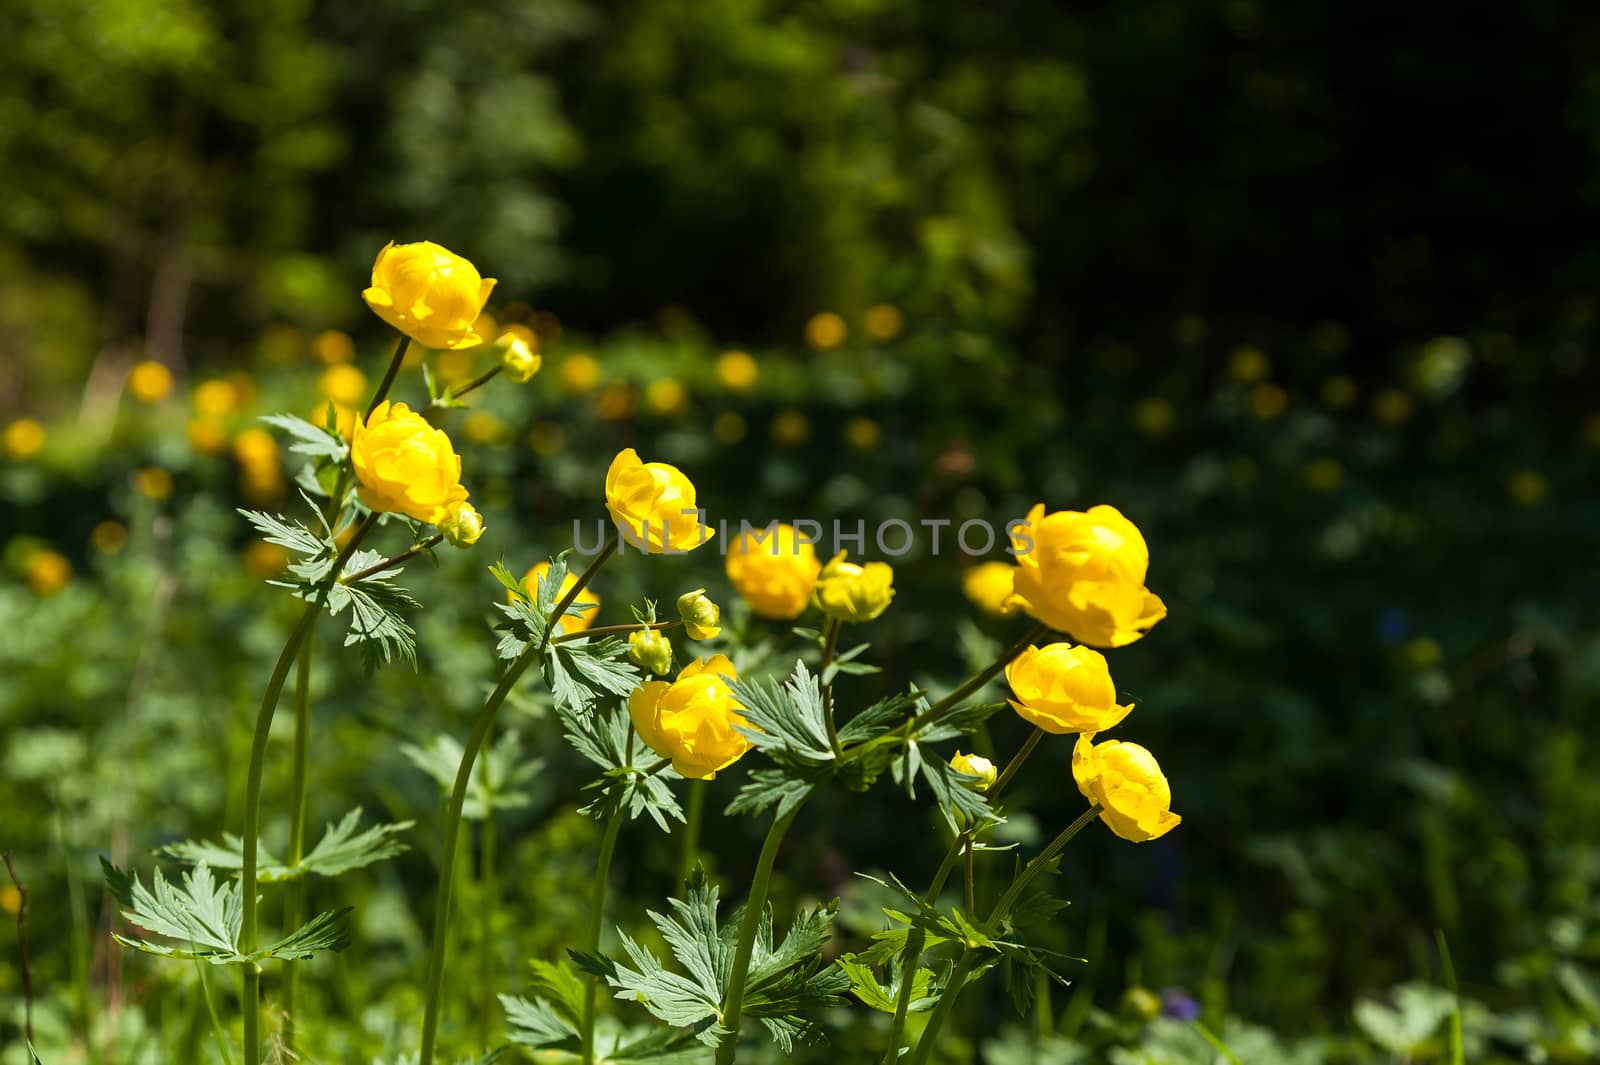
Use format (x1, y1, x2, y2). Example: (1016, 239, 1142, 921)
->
(366, 335, 412, 419)
(907, 949, 979, 1065)
(819, 618, 844, 758)
(580, 814, 625, 1065)
(676, 779, 706, 888)
(240, 515, 375, 1065)
(196, 958, 237, 1065)
(282, 638, 315, 1055)
(479, 725, 497, 1053)
(342, 535, 443, 584)
(714, 806, 801, 1065)
(544, 540, 618, 651)
(450, 365, 503, 401)
(554, 618, 678, 644)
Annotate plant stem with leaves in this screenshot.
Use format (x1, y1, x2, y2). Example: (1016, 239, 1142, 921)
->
(580, 812, 626, 1065)
(715, 805, 801, 1065)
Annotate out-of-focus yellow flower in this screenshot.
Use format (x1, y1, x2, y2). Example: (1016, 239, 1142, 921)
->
(713, 411, 747, 444)
(726, 523, 821, 620)
(1228, 346, 1270, 384)
(1007, 503, 1166, 648)
(864, 304, 904, 342)
(362, 240, 496, 350)
(313, 329, 355, 364)
(91, 521, 128, 554)
(771, 409, 811, 447)
(463, 411, 506, 445)
(522, 561, 600, 634)
(309, 403, 359, 439)
(1373, 389, 1413, 425)
(1405, 636, 1442, 670)
(1133, 397, 1175, 437)
(528, 423, 564, 457)
(0, 885, 20, 915)
(962, 561, 1017, 617)
(25, 549, 72, 597)
(1006, 643, 1132, 735)
(1508, 470, 1547, 506)
(597, 381, 637, 421)
(1304, 458, 1344, 493)
(677, 588, 721, 640)
(605, 448, 714, 553)
(949, 750, 997, 791)
(813, 551, 894, 623)
(646, 378, 689, 416)
(260, 324, 304, 364)
(1321, 375, 1357, 410)
(805, 312, 848, 351)
(561, 353, 602, 394)
(439, 502, 484, 548)
(628, 628, 675, 677)
(243, 540, 289, 578)
(716, 350, 759, 391)
(3, 419, 45, 460)
(193, 379, 240, 418)
(187, 419, 229, 455)
(436, 349, 475, 386)
(498, 333, 541, 384)
(1583, 414, 1600, 448)
(136, 467, 174, 501)
(844, 416, 881, 451)
(628, 655, 753, 779)
(319, 364, 367, 406)
(1249, 383, 1288, 419)
(1073, 733, 1181, 843)
(127, 360, 174, 404)
(472, 311, 498, 346)
(532, 310, 563, 345)
(351, 401, 468, 524)
(1123, 987, 1163, 1022)
(233, 428, 279, 471)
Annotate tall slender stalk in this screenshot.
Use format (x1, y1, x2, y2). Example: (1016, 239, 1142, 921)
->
(478, 725, 497, 1052)
(819, 618, 844, 757)
(281, 640, 314, 1054)
(365, 336, 412, 419)
(714, 805, 801, 1065)
(676, 780, 706, 888)
(579, 814, 625, 1065)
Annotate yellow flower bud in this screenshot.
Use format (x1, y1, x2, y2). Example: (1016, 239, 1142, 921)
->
(677, 588, 721, 640)
(350, 401, 470, 525)
(725, 523, 821, 620)
(1072, 733, 1181, 843)
(628, 628, 675, 677)
(499, 334, 542, 383)
(949, 750, 997, 791)
(961, 561, 1017, 617)
(604, 448, 714, 554)
(522, 561, 600, 634)
(362, 240, 497, 350)
(1006, 503, 1166, 648)
(813, 551, 894, 624)
(1006, 643, 1132, 735)
(126, 360, 174, 404)
(627, 655, 754, 779)
(439, 502, 485, 548)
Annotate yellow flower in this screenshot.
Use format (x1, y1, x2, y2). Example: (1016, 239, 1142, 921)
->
(319, 364, 368, 406)
(813, 551, 894, 623)
(628, 655, 753, 779)
(726, 523, 821, 620)
(233, 427, 280, 471)
(1073, 733, 1181, 842)
(439, 502, 485, 548)
(1228, 345, 1270, 384)
(628, 628, 675, 677)
(844, 416, 881, 451)
(646, 378, 688, 416)
(597, 381, 636, 420)
(0, 885, 19, 915)
(362, 240, 496, 350)
(243, 540, 289, 578)
(864, 303, 904, 342)
(126, 360, 174, 404)
(187, 418, 229, 455)
(805, 312, 848, 351)
(605, 448, 714, 554)
(561, 353, 602, 394)
(351, 401, 469, 524)
(4, 419, 45, 460)
(770, 409, 811, 446)
(499, 334, 542, 383)
(528, 423, 564, 457)
(1249, 383, 1288, 420)
(1321, 375, 1357, 410)
(677, 588, 721, 640)
(523, 561, 600, 634)
(463, 411, 506, 445)
(313, 329, 355, 364)
(1006, 643, 1133, 735)
(716, 350, 759, 391)
(1006, 504, 1166, 648)
(25, 549, 72, 597)
(949, 750, 996, 791)
(1373, 389, 1413, 425)
(1304, 458, 1344, 493)
(136, 467, 174, 500)
(91, 521, 128, 554)
(1133, 397, 1175, 437)
(1508, 470, 1547, 506)
(193, 379, 240, 418)
(962, 561, 1018, 617)
(712, 412, 747, 445)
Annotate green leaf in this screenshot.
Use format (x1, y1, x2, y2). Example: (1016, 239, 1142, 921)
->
(837, 953, 937, 1014)
(260, 906, 353, 959)
(726, 768, 818, 820)
(103, 859, 240, 962)
(260, 412, 349, 461)
(837, 690, 920, 745)
(557, 702, 683, 829)
(731, 659, 834, 765)
(240, 508, 329, 560)
(162, 808, 411, 882)
(402, 731, 542, 821)
(546, 636, 639, 714)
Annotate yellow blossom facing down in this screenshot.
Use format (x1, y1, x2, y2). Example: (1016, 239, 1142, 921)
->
(4, 419, 45, 460)
(813, 551, 894, 623)
(1006, 643, 1133, 735)
(628, 628, 675, 677)
(561, 353, 602, 394)
(91, 521, 128, 554)
(439, 502, 484, 548)
(319, 364, 368, 406)
(523, 561, 600, 634)
(136, 467, 174, 501)
(844, 416, 881, 451)
(805, 312, 847, 351)
(1007, 503, 1166, 648)
(127, 360, 174, 404)
(25, 549, 72, 597)
(313, 329, 355, 364)
(770, 409, 811, 447)
(725, 523, 822, 620)
(949, 750, 997, 790)
(243, 540, 290, 578)
(498, 334, 542, 384)
(716, 350, 759, 391)
(363, 240, 496, 350)
(864, 304, 904, 341)
(628, 655, 753, 779)
(1073, 733, 1181, 843)
(605, 448, 714, 554)
(193, 379, 240, 418)
(677, 588, 721, 640)
(351, 401, 469, 524)
(961, 561, 1018, 617)
(187, 419, 229, 455)
(1508, 470, 1547, 506)
(646, 378, 689, 416)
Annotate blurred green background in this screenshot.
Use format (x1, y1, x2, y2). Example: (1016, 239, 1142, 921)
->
(3, 1, 1600, 1062)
